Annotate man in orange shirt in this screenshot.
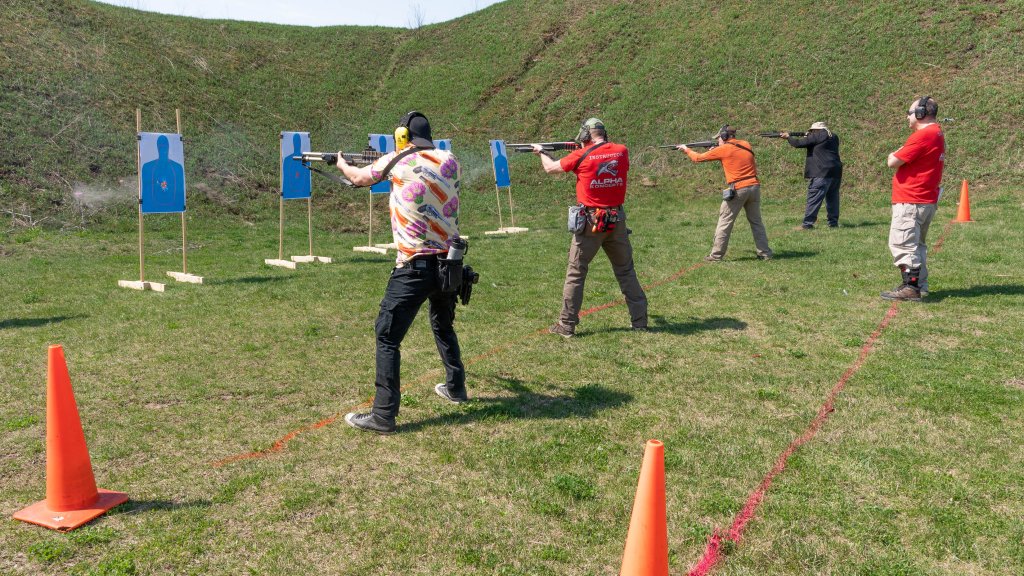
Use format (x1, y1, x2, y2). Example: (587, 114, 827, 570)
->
(679, 126, 773, 261)
(881, 96, 945, 301)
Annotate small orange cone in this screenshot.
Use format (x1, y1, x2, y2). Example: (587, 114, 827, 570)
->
(13, 345, 128, 531)
(955, 179, 973, 222)
(619, 439, 669, 576)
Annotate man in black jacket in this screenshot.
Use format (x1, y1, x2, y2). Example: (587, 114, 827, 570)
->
(781, 122, 843, 229)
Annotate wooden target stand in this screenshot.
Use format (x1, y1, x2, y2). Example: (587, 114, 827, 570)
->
(266, 134, 332, 269)
(355, 190, 388, 255)
(265, 196, 333, 269)
(485, 181, 528, 235)
(119, 108, 202, 292)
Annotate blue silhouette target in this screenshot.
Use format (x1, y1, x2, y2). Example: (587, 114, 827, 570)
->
(490, 140, 511, 188)
(433, 139, 452, 151)
(369, 134, 395, 194)
(139, 132, 186, 214)
(281, 131, 312, 200)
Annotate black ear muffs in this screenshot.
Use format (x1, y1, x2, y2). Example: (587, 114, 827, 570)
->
(914, 96, 932, 120)
(718, 125, 733, 141)
(576, 121, 592, 145)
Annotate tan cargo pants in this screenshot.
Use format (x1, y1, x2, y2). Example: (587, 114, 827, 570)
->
(889, 202, 937, 291)
(710, 184, 773, 259)
(560, 210, 648, 330)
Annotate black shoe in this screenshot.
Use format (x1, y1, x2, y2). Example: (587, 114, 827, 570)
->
(632, 326, 650, 332)
(801, 224, 815, 230)
(344, 412, 396, 435)
(757, 253, 773, 261)
(434, 383, 468, 404)
(827, 223, 839, 228)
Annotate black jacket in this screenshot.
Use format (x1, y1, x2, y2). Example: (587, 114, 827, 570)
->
(787, 130, 842, 178)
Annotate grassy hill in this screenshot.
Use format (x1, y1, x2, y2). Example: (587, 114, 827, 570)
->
(2, 2, 1024, 575)
(1, 0, 1022, 227)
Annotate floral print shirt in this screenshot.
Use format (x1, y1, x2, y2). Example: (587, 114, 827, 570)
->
(370, 147, 461, 265)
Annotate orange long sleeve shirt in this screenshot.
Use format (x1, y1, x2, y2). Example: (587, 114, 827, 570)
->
(684, 139, 759, 188)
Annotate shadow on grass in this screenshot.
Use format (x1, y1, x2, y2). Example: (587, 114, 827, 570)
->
(586, 315, 747, 337)
(0, 315, 86, 329)
(735, 250, 817, 261)
(926, 284, 1024, 302)
(114, 499, 212, 515)
(837, 219, 887, 228)
(400, 378, 631, 433)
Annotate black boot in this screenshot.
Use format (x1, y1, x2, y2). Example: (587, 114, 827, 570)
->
(880, 267, 921, 302)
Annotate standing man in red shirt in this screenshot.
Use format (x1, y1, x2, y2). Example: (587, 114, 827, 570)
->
(531, 117, 648, 337)
(881, 96, 945, 301)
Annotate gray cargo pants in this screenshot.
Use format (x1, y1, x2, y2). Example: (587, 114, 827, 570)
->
(559, 209, 648, 330)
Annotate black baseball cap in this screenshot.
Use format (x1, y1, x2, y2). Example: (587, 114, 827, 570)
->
(399, 111, 435, 149)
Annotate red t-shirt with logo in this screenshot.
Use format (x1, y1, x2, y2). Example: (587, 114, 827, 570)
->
(559, 142, 629, 207)
(892, 123, 945, 204)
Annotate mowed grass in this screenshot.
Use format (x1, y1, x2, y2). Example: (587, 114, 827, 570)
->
(2, 178, 1023, 575)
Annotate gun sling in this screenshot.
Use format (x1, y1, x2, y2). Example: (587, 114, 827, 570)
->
(572, 141, 609, 172)
(724, 142, 758, 188)
(305, 146, 422, 189)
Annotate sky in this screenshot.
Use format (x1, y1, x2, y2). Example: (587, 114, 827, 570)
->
(95, 0, 506, 28)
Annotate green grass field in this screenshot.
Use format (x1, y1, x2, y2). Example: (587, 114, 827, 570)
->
(2, 177, 1023, 574)
(3, 0, 1024, 574)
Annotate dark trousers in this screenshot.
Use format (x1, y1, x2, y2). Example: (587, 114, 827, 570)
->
(372, 261, 465, 421)
(803, 172, 842, 227)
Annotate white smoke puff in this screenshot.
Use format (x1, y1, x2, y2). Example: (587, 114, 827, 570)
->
(72, 179, 135, 208)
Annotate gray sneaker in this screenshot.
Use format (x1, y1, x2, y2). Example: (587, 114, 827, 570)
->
(434, 383, 468, 404)
(880, 284, 921, 302)
(548, 323, 575, 338)
(344, 412, 396, 435)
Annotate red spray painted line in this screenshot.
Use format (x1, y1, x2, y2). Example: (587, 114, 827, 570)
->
(212, 259, 707, 466)
(687, 301, 899, 576)
(932, 218, 956, 254)
(687, 217, 958, 574)
(578, 261, 707, 318)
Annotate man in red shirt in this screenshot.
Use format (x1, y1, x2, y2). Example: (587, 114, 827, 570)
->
(881, 96, 945, 301)
(532, 117, 648, 337)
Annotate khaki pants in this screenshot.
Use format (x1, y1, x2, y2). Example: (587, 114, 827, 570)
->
(710, 184, 772, 259)
(560, 212, 648, 330)
(888, 202, 937, 291)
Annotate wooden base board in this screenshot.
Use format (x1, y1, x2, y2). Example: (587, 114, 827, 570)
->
(290, 255, 333, 263)
(353, 246, 388, 254)
(484, 227, 530, 235)
(264, 258, 297, 269)
(166, 271, 203, 284)
(118, 280, 166, 292)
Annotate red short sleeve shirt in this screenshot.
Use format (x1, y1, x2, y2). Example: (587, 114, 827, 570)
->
(892, 124, 945, 204)
(559, 142, 629, 207)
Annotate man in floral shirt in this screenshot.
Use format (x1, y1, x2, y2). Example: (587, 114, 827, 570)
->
(334, 111, 466, 434)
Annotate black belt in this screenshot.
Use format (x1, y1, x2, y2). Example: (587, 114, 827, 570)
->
(407, 255, 440, 270)
(583, 204, 623, 212)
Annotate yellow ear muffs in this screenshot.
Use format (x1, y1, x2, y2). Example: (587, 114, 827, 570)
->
(394, 126, 410, 149)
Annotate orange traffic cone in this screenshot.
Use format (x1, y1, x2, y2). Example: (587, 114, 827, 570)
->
(955, 179, 973, 222)
(619, 439, 669, 576)
(13, 345, 128, 531)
